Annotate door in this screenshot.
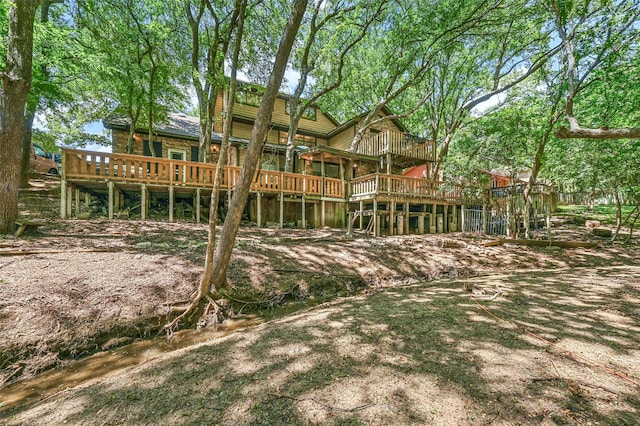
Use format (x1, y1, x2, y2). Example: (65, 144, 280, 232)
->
(168, 149, 187, 182)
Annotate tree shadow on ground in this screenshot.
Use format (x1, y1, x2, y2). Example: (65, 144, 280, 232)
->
(3, 266, 638, 425)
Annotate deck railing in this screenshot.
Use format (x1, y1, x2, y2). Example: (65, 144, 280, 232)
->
(62, 149, 344, 198)
(356, 130, 435, 161)
(350, 173, 461, 201)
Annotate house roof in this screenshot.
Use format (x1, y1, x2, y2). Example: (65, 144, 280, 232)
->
(327, 106, 409, 138)
(103, 113, 205, 141)
(104, 101, 409, 146)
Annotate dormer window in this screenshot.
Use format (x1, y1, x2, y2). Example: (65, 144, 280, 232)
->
(285, 101, 317, 121)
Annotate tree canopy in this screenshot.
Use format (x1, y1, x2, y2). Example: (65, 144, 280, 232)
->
(2, 0, 639, 239)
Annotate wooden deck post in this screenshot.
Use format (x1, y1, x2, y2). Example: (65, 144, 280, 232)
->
(461, 205, 466, 233)
(359, 200, 364, 229)
(373, 198, 378, 236)
(301, 195, 306, 229)
(108, 182, 114, 220)
(506, 202, 512, 237)
(60, 179, 67, 219)
(279, 193, 284, 228)
(257, 192, 262, 227)
(404, 202, 410, 234)
(450, 205, 456, 232)
(390, 201, 395, 235)
(66, 185, 72, 219)
(195, 188, 200, 223)
(321, 199, 326, 227)
(418, 213, 425, 234)
(169, 186, 174, 222)
(481, 204, 487, 233)
(141, 184, 147, 220)
(74, 189, 80, 218)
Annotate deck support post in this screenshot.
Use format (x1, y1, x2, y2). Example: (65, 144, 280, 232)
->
(279, 193, 284, 228)
(506, 201, 511, 237)
(195, 188, 200, 223)
(359, 201, 364, 229)
(404, 202, 410, 235)
(74, 188, 80, 218)
(373, 199, 378, 236)
(301, 195, 306, 229)
(108, 182, 114, 220)
(141, 184, 147, 220)
(84, 193, 90, 208)
(418, 213, 425, 234)
(430, 204, 437, 233)
(461, 205, 465, 233)
(169, 186, 174, 222)
(482, 204, 488, 234)
(60, 179, 67, 219)
(66, 185, 72, 218)
(453, 205, 459, 232)
(257, 192, 262, 227)
(389, 201, 395, 235)
(321, 199, 326, 227)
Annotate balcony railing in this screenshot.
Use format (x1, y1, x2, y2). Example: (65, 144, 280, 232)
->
(62, 149, 344, 198)
(350, 173, 461, 202)
(356, 130, 435, 161)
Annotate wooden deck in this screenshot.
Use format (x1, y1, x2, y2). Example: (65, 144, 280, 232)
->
(349, 173, 461, 203)
(61, 149, 462, 231)
(62, 149, 344, 198)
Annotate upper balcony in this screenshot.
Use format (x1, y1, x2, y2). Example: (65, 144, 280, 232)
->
(356, 130, 435, 164)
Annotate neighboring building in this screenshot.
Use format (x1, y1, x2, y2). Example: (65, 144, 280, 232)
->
(460, 170, 556, 236)
(61, 84, 462, 235)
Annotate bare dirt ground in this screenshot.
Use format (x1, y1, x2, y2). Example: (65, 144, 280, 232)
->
(1, 177, 639, 424)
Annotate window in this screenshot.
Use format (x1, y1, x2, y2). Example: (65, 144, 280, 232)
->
(33, 144, 47, 157)
(236, 89, 262, 107)
(190, 146, 200, 162)
(143, 140, 163, 157)
(311, 162, 340, 178)
(279, 131, 317, 147)
(285, 101, 317, 121)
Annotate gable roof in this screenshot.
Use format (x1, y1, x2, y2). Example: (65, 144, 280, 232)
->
(103, 113, 204, 141)
(327, 106, 409, 138)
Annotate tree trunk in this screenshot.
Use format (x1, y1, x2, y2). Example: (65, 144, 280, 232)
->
(196, 0, 246, 305)
(612, 187, 622, 242)
(284, 116, 300, 173)
(18, 0, 59, 188)
(208, 0, 308, 293)
(0, 1, 40, 234)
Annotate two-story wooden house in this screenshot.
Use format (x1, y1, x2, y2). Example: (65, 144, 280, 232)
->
(60, 84, 463, 236)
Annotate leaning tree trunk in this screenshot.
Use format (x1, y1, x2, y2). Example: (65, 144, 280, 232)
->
(165, 0, 304, 329)
(178, 0, 247, 325)
(0, 1, 40, 234)
(207, 0, 308, 294)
